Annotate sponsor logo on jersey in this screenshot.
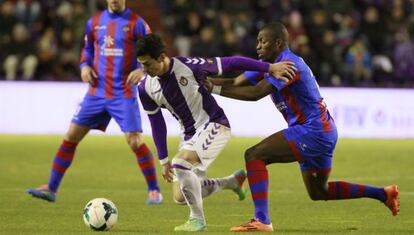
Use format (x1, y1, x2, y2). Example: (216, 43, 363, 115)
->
(100, 35, 124, 56)
(94, 25, 107, 30)
(179, 76, 188, 86)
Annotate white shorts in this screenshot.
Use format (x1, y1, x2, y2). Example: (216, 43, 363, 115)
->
(179, 122, 231, 173)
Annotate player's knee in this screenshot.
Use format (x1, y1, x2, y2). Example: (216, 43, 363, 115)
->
(127, 133, 144, 149)
(307, 189, 326, 201)
(244, 146, 257, 162)
(171, 157, 193, 170)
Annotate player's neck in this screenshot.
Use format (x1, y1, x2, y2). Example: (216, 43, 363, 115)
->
(159, 57, 171, 77)
(270, 46, 288, 62)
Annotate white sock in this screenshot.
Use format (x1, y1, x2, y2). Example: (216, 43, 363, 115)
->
(172, 158, 205, 224)
(200, 174, 238, 198)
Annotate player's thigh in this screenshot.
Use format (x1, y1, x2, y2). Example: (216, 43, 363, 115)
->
(72, 95, 111, 131)
(174, 149, 201, 165)
(246, 130, 296, 164)
(65, 123, 90, 143)
(108, 97, 142, 133)
(179, 123, 231, 170)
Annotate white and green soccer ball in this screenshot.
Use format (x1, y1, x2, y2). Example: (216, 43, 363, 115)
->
(83, 198, 118, 231)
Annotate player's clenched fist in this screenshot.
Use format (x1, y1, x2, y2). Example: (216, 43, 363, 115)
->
(81, 65, 98, 86)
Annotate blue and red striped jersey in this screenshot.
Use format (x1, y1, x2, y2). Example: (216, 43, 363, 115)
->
(80, 8, 151, 99)
(244, 48, 336, 132)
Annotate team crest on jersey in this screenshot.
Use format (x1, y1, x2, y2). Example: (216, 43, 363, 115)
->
(207, 58, 214, 64)
(122, 26, 130, 32)
(179, 76, 188, 86)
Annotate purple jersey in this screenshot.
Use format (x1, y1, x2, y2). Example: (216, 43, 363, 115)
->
(139, 56, 272, 160)
(139, 57, 230, 142)
(80, 9, 151, 99)
(245, 48, 336, 132)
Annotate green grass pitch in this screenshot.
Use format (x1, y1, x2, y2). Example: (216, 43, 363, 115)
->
(0, 135, 413, 234)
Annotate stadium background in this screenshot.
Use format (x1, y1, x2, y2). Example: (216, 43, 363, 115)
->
(1, 0, 414, 87)
(0, 1, 413, 234)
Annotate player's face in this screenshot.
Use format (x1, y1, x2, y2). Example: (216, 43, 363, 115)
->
(107, 0, 125, 13)
(256, 30, 278, 62)
(137, 55, 164, 77)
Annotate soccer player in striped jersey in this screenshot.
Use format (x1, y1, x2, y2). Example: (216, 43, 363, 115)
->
(27, 0, 162, 204)
(205, 22, 400, 232)
(136, 34, 295, 232)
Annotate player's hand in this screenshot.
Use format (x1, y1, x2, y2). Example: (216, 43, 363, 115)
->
(126, 68, 145, 84)
(161, 161, 174, 183)
(268, 61, 296, 82)
(203, 78, 214, 93)
(81, 65, 98, 86)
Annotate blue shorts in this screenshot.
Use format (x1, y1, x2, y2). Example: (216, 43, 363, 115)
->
(283, 125, 338, 174)
(72, 95, 142, 133)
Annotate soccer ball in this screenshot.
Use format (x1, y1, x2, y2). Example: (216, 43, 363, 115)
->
(83, 198, 118, 231)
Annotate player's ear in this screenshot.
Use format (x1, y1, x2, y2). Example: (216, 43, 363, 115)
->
(274, 39, 283, 49)
(157, 53, 166, 62)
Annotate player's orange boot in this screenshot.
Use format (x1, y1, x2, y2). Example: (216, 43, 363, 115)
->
(384, 185, 400, 216)
(230, 219, 274, 232)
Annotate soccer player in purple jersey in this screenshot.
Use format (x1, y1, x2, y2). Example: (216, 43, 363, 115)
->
(27, 0, 162, 204)
(135, 34, 295, 231)
(205, 22, 400, 232)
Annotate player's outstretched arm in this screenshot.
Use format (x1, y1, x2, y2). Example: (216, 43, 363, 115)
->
(219, 56, 295, 81)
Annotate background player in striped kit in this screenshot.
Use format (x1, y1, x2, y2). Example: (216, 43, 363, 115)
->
(136, 34, 295, 231)
(205, 22, 400, 232)
(27, 0, 162, 204)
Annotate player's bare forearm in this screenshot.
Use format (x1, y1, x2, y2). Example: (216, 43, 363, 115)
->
(219, 79, 274, 101)
(209, 74, 250, 87)
(209, 78, 235, 86)
(220, 86, 262, 101)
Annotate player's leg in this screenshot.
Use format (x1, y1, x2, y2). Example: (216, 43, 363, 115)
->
(28, 95, 107, 202)
(173, 122, 231, 231)
(125, 132, 162, 204)
(231, 131, 295, 232)
(172, 150, 207, 231)
(172, 169, 247, 204)
(301, 167, 400, 216)
(27, 123, 90, 202)
(199, 169, 247, 200)
(110, 97, 162, 204)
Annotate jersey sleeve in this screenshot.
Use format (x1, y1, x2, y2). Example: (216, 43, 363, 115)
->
(243, 71, 264, 85)
(80, 18, 94, 69)
(138, 78, 160, 114)
(181, 56, 269, 77)
(148, 111, 168, 162)
(134, 16, 152, 38)
(265, 71, 300, 90)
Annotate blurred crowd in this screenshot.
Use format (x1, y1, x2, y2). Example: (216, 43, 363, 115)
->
(0, 0, 102, 81)
(159, 0, 414, 87)
(1, 0, 414, 87)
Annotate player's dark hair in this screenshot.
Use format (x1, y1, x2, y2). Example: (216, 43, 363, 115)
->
(262, 22, 289, 45)
(136, 34, 166, 59)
